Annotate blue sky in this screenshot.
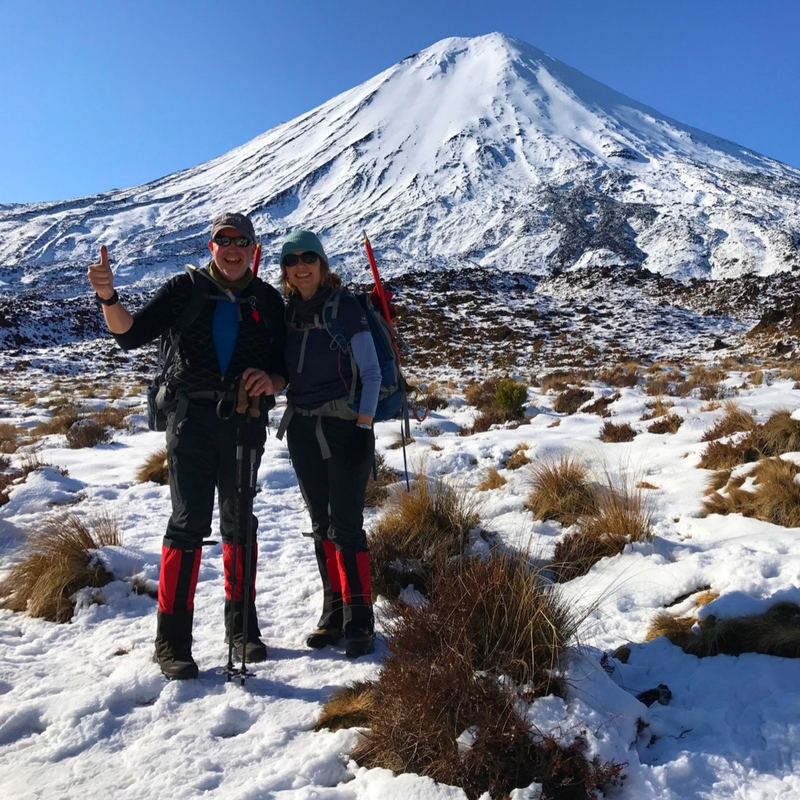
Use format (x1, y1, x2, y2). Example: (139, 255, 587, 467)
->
(2, 0, 798, 204)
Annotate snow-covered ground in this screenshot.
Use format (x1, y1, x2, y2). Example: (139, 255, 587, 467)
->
(2, 371, 800, 799)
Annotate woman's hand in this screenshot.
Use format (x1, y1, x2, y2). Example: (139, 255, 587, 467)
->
(242, 368, 285, 396)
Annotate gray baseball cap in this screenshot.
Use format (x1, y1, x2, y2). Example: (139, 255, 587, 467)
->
(210, 212, 256, 241)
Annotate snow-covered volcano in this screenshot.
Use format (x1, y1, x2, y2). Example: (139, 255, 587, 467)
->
(2, 32, 800, 296)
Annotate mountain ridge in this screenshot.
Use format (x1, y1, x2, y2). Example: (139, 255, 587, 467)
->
(1, 32, 799, 299)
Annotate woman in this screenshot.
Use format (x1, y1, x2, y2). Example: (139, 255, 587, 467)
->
(277, 230, 381, 658)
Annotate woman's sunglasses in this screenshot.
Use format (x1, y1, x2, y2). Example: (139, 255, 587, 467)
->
(283, 251, 320, 268)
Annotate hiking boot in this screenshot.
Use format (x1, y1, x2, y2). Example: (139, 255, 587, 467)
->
(153, 649, 199, 680)
(228, 635, 268, 663)
(345, 631, 375, 659)
(306, 627, 343, 649)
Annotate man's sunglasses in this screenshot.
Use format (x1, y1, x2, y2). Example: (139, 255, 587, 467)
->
(212, 235, 253, 248)
(282, 251, 320, 268)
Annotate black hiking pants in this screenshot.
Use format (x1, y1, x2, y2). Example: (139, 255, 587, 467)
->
(156, 400, 267, 653)
(286, 414, 374, 636)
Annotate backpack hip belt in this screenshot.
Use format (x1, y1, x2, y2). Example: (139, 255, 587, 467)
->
(276, 399, 358, 460)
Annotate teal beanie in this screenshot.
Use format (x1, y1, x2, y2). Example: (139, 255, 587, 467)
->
(280, 230, 329, 267)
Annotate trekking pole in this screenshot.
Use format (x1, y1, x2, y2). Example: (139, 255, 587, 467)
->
(223, 440, 243, 682)
(251, 235, 262, 278)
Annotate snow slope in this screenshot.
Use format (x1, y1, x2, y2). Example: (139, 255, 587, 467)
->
(2, 32, 799, 299)
(2, 371, 800, 799)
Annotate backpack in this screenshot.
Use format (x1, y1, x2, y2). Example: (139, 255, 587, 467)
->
(287, 288, 409, 429)
(146, 266, 276, 431)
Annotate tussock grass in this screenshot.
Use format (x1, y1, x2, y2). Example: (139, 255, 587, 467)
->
(525, 454, 597, 526)
(598, 363, 639, 388)
(553, 387, 593, 415)
(0, 422, 21, 454)
(647, 414, 683, 434)
(647, 601, 800, 659)
(315, 681, 376, 732)
(640, 397, 674, 420)
(701, 457, 800, 527)
(552, 478, 653, 582)
(599, 421, 637, 443)
(477, 467, 506, 491)
(386, 432, 415, 450)
(66, 419, 111, 449)
(701, 401, 757, 442)
(0, 512, 121, 622)
(645, 374, 671, 396)
(503, 443, 531, 471)
(465, 378, 499, 410)
(30, 404, 81, 438)
(323, 551, 623, 800)
(540, 369, 592, 393)
(368, 471, 479, 597)
(364, 453, 402, 508)
(135, 449, 169, 485)
(698, 408, 800, 470)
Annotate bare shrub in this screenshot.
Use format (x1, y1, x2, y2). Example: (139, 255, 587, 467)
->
(552, 479, 653, 582)
(477, 467, 506, 491)
(599, 421, 637, 443)
(525, 454, 597, 526)
(583, 393, 619, 417)
(553, 387, 593, 415)
(647, 601, 800, 658)
(368, 471, 479, 597)
(701, 457, 800, 527)
(647, 414, 683, 434)
(135, 449, 169, 485)
(504, 443, 531, 471)
(701, 401, 757, 441)
(66, 419, 111, 449)
(0, 512, 121, 622)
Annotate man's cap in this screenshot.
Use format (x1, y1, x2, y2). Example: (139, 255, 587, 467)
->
(210, 212, 256, 241)
(280, 230, 329, 267)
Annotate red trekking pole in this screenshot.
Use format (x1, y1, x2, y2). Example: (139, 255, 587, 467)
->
(251, 236, 262, 278)
(363, 230, 400, 358)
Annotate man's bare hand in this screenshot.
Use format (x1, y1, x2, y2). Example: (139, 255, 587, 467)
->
(242, 368, 275, 397)
(87, 246, 115, 299)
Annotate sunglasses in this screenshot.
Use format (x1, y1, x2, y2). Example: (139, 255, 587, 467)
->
(212, 235, 253, 248)
(282, 251, 320, 268)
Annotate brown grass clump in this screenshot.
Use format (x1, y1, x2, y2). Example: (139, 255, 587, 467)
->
(0, 512, 121, 622)
(329, 552, 623, 800)
(701, 401, 757, 442)
(66, 419, 111, 449)
(469, 406, 509, 434)
(641, 397, 675, 420)
(701, 457, 800, 527)
(0, 422, 21, 454)
(553, 387, 593, 415)
(315, 681, 376, 731)
(135, 448, 169, 485)
(92, 405, 131, 430)
(598, 364, 639, 388)
(503, 443, 531, 471)
(645, 373, 671, 396)
(698, 408, 800, 471)
(368, 471, 479, 597)
(552, 479, 653, 582)
(599, 421, 637, 443)
(30, 404, 81, 438)
(647, 601, 800, 659)
(465, 378, 499, 411)
(386, 432, 415, 450)
(364, 453, 402, 508)
(477, 467, 507, 491)
(525, 454, 597, 526)
(647, 414, 683, 434)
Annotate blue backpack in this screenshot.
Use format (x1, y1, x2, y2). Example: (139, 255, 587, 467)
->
(290, 289, 409, 429)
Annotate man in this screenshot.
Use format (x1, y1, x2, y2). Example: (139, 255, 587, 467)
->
(87, 212, 287, 680)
